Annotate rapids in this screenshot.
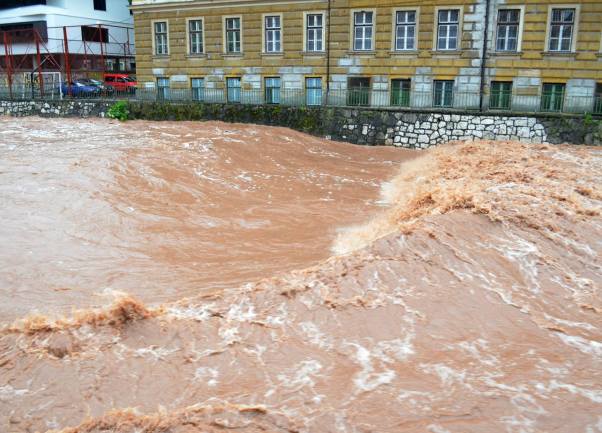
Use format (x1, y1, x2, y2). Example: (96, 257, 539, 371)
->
(0, 117, 601, 433)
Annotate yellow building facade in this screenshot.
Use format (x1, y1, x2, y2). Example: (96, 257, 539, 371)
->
(130, 0, 602, 113)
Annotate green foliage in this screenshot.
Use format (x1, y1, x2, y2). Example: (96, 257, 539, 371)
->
(107, 101, 129, 121)
(584, 112, 594, 126)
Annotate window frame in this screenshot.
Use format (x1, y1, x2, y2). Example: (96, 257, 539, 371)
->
(347, 76, 371, 106)
(390, 78, 411, 107)
(392, 8, 419, 52)
(305, 76, 323, 106)
(489, 81, 513, 110)
(434, 7, 462, 51)
(226, 76, 242, 103)
(264, 77, 281, 104)
(93, 0, 106, 12)
(545, 5, 580, 53)
(541, 83, 566, 112)
(191, 77, 205, 101)
(151, 20, 169, 56)
(594, 83, 602, 115)
(186, 17, 205, 56)
(156, 77, 170, 100)
(303, 11, 326, 53)
(433, 80, 454, 108)
(262, 13, 283, 54)
(494, 6, 524, 53)
(350, 9, 376, 52)
(223, 16, 243, 54)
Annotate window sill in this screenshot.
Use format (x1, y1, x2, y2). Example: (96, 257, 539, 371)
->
(491, 50, 522, 57)
(152, 55, 170, 60)
(430, 50, 462, 56)
(186, 54, 207, 59)
(389, 50, 419, 56)
(541, 51, 576, 59)
(261, 52, 284, 57)
(347, 50, 376, 56)
(221, 53, 244, 58)
(302, 51, 326, 56)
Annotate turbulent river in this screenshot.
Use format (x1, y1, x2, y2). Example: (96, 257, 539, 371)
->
(0, 117, 600, 433)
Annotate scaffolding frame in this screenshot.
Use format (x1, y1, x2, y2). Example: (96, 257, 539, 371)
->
(0, 22, 134, 97)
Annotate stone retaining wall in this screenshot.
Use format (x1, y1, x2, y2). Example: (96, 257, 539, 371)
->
(1, 99, 600, 147)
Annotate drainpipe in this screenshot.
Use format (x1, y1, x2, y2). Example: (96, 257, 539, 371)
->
(325, 0, 332, 105)
(479, 0, 491, 111)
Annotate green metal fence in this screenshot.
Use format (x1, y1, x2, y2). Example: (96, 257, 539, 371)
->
(0, 84, 601, 116)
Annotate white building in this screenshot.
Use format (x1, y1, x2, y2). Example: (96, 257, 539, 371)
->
(0, 0, 134, 76)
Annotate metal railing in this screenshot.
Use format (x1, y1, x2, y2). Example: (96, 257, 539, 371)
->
(0, 84, 601, 116)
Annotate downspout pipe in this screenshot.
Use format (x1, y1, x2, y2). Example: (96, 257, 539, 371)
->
(479, 0, 491, 111)
(325, 0, 331, 105)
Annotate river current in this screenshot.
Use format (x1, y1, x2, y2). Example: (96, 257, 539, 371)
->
(0, 117, 600, 433)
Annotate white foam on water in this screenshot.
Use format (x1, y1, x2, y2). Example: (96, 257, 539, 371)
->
(0, 385, 29, 402)
(134, 346, 179, 360)
(427, 425, 452, 433)
(194, 366, 219, 387)
(299, 321, 333, 350)
(347, 343, 396, 393)
(167, 303, 215, 322)
(557, 333, 602, 357)
(535, 380, 602, 403)
(276, 359, 323, 391)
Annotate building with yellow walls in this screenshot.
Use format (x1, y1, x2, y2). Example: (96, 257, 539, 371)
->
(130, 0, 602, 113)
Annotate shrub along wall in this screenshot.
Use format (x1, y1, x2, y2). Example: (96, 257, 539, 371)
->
(1, 99, 601, 147)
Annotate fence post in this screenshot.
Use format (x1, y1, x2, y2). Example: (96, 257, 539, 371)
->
(62, 26, 72, 97)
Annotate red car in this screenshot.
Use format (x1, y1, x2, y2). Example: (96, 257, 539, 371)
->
(104, 73, 137, 94)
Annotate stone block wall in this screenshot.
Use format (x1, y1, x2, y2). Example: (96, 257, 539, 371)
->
(1, 99, 601, 147)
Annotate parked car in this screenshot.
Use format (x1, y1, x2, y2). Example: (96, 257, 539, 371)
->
(78, 78, 114, 96)
(104, 73, 137, 94)
(60, 80, 101, 97)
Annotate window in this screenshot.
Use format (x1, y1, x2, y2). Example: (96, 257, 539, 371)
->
(490, 81, 512, 110)
(433, 80, 454, 107)
(227, 77, 241, 103)
(306, 77, 322, 106)
(188, 19, 203, 54)
(347, 77, 370, 106)
(306, 14, 324, 52)
(496, 9, 520, 51)
(541, 83, 565, 112)
(265, 77, 281, 104)
(153, 21, 168, 55)
(191, 78, 204, 101)
(157, 77, 169, 101)
(353, 11, 374, 51)
(548, 8, 575, 52)
(93, 0, 106, 11)
(391, 79, 411, 107)
(81, 26, 108, 43)
(265, 16, 281, 53)
(594, 83, 602, 115)
(395, 11, 416, 51)
(225, 17, 241, 53)
(437, 9, 459, 50)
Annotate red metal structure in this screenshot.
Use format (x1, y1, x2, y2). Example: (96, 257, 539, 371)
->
(0, 23, 135, 97)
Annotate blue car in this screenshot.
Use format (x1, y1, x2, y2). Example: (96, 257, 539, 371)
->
(60, 81, 101, 97)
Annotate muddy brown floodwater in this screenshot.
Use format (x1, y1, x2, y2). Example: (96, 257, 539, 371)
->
(1, 117, 601, 433)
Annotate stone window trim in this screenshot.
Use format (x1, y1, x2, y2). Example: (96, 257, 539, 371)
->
(262, 13, 283, 54)
(303, 11, 326, 53)
(151, 19, 169, 57)
(350, 9, 376, 52)
(391, 7, 420, 52)
(493, 5, 525, 53)
(433, 6, 463, 52)
(185, 17, 205, 56)
(544, 4, 580, 54)
(223, 15, 243, 55)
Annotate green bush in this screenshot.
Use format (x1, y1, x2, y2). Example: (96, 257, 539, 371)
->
(107, 101, 129, 121)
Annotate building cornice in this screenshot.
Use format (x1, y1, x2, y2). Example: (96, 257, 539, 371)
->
(131, 0, 326, 12)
